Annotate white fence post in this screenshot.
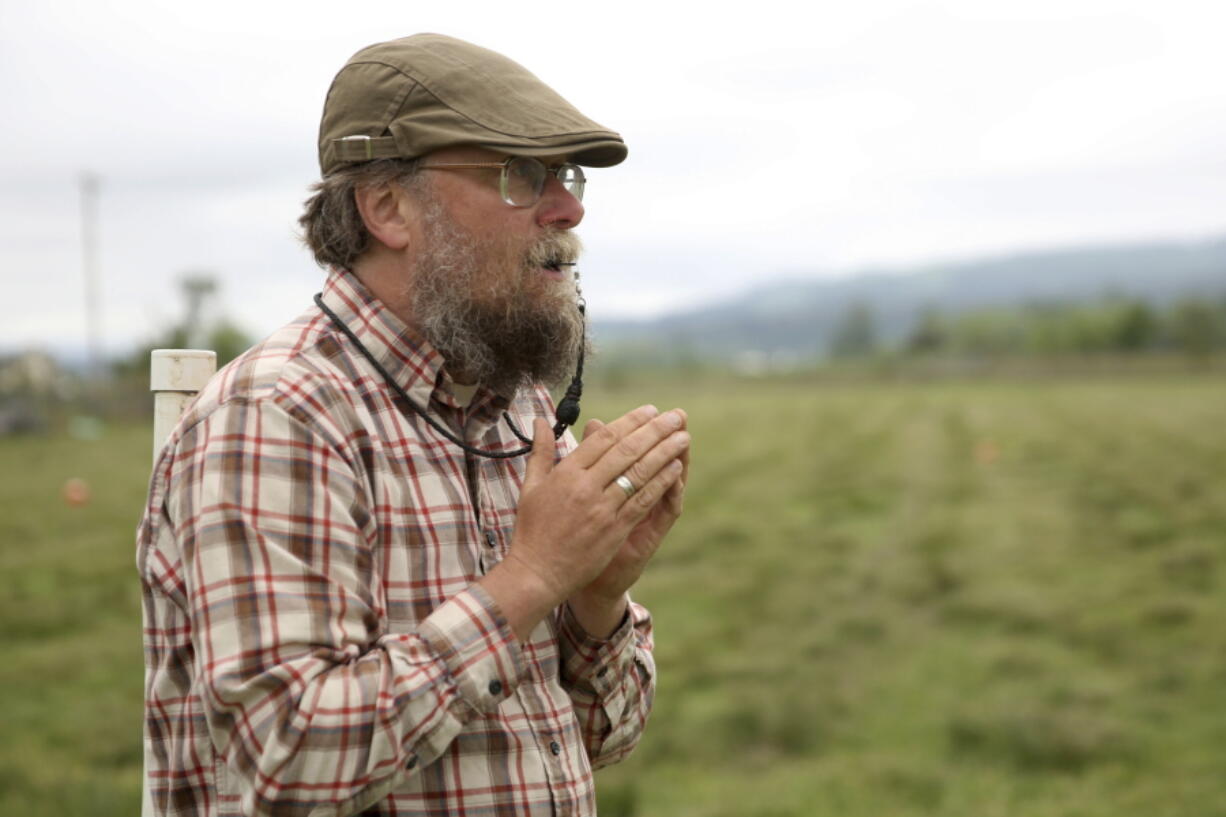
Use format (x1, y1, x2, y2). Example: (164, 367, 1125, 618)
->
(144, 348, 216, 816)
(150, 349, 216, 462)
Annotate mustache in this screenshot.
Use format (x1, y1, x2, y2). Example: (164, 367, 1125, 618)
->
(524, 229, 583, 270)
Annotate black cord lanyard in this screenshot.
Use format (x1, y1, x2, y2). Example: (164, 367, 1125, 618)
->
(314, 293, 584, 460)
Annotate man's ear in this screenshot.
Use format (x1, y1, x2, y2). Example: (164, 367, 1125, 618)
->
(354, 183, 415, 251)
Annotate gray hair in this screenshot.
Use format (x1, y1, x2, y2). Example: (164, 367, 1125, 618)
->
(298, 158, 422, 269)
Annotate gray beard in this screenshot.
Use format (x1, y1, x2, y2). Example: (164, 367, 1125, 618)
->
(409, 199, 587, 398)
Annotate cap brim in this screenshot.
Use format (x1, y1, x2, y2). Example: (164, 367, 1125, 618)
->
(495, 137, 628, 168)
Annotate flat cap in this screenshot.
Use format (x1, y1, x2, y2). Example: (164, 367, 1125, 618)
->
(318, 34, 628, 176)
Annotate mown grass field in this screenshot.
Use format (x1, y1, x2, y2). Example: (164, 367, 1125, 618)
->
(2, 373, 1224, 816)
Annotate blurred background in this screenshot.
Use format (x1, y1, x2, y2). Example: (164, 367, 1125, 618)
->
(2, 1, 1224, 815)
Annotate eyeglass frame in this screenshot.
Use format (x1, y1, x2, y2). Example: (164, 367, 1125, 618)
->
(418, 155, 586, 208)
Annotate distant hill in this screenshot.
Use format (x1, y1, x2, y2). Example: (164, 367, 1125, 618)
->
(592, 236, 1226, 362)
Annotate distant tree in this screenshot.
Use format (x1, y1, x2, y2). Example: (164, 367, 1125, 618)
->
(830, 302, 878, 358)
(206, 320, 254, 366)
(952, 308, 1024, 357)
(113, 274, 253, 377)
(1169, 299, 1218, 359)
(889, 294, 1223, 365)
(906, 307, 949, 354)
(1110, 299, 1158, 352)
(150, 320, 253, 367)
(1069, 305, 1115, 353)
(1023, 302, 1070, 355)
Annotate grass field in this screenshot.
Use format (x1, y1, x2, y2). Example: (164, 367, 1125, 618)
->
(3, 373, 1225, 815)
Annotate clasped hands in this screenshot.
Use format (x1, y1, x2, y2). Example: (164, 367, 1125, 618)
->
(479, 404, 690, 641)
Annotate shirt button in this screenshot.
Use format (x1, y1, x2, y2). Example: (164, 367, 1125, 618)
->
(483, 530, 497, 548)
(488, 679, 503, 696)
(549, 740, 561, 756)
(405, 754, 418, 770)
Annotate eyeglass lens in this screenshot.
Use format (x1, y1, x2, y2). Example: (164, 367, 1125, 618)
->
(504, 158, 585, 206)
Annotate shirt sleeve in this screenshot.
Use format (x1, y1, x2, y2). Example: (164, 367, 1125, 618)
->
(153, 395, 527, 817)
(555, 599, 656, 769)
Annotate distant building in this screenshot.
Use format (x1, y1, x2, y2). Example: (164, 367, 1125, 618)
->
(0, 350, 72, 434)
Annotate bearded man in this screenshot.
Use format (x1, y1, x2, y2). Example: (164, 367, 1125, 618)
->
(137, 34, 689, 817)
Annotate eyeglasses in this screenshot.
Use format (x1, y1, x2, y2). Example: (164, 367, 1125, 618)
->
(419, 156, 586, 207)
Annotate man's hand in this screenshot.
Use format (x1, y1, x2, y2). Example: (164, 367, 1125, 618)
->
(566, 412, 689, 635)
(479, 405, 690, 641)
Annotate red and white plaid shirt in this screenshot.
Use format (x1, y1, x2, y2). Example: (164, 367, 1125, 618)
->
(137, 269, 655, 816)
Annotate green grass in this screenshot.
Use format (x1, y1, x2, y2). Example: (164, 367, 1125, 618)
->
(3, 374, 1225, 815)
(585, 374, 1226, 816)
(0, 424, 151, 815)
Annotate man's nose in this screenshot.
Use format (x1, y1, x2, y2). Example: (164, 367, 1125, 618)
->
(535, 175, 584, 230)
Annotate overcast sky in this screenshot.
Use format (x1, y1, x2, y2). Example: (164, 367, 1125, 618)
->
(3, 0, 1225, 357)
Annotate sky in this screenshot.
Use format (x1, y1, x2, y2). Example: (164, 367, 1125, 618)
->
(2, 0, 1225, 358)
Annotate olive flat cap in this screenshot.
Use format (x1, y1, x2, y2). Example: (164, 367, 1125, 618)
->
(318, 34, 627, 176)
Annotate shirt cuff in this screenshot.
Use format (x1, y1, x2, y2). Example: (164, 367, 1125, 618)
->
(558, 600, 636, 693)
(415, 584, 526, 716)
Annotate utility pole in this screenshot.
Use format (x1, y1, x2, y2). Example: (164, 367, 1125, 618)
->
(80, 172, 102, 377)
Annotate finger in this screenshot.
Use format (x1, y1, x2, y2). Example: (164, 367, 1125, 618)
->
(588, 410, 688, 486)
(581, 418, 604, 441)
(565, 404, 659, 469)
(664, 476, 686, 516)
(603, 429, 690, 505)
(523, 418, 556, 488)
(668, 409, 690, 489)
(617, 459, 685, 523)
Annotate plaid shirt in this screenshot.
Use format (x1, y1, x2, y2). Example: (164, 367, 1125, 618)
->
(137, 269, 655, 816)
